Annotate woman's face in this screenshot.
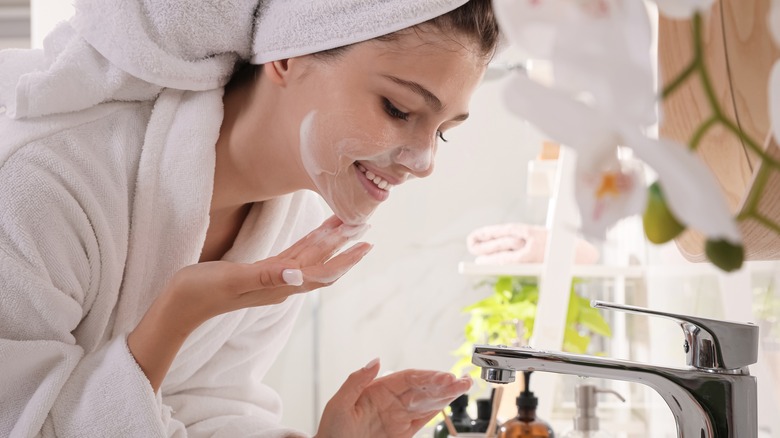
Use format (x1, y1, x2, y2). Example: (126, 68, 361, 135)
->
(282, 28, 487, 225)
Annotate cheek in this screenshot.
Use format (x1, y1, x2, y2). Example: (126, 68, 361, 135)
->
(299, 110, 399, 176)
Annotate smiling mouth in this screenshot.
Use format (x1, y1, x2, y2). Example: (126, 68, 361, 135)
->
(355, 162, 394, 191)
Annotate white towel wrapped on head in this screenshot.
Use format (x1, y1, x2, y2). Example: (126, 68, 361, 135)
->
(1, 0, 471, 121)
(252, 0, 469, 63)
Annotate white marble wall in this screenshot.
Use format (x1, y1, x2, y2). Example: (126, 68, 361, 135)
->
(265, 61, 546, 433)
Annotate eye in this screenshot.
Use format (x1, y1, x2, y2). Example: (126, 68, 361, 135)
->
(437, 131, 448, 142)
(382, 98, 409, 121)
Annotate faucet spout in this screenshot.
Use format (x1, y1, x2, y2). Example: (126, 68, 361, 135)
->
(472, 345, 756, 438)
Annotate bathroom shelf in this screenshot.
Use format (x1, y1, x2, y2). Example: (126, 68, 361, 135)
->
(458, 260, 780, 279)
(458, 262, 646, 279)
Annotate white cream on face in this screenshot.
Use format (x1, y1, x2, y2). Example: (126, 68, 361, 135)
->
(299, 110, 436, 225)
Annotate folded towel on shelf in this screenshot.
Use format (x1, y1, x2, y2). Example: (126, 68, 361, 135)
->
(467, 223, 601, 265)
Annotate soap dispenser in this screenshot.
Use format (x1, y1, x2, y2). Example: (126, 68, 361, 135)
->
(561, 384, 625, 438)
(498, 371, 555, 438)
(471, 398, 492, 432)
(434, 394, 473, 437)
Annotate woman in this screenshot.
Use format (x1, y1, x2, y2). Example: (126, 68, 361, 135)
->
(0, 0, 499, 436)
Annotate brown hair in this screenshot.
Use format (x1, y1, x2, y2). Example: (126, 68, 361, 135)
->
(424, 0, 500, 60)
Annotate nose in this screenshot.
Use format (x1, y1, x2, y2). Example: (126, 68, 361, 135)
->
(392, 135, 437, 178)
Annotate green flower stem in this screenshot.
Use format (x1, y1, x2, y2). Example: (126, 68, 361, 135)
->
(686, 13, 780, 170)
(662, 59, 697, 99)
(740, 210, 780, 236)
(692, 14, 723, 118)
(721, 118, 780, 171)
(740, 164, 771, 213)
(736, 165, 780, 236)
(689, 116, 719, 150)
(666, 13, 780, 238)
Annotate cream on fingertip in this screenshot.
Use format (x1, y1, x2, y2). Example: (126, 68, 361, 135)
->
(282, 269, 304, 286)
(364, 357, 380, 370)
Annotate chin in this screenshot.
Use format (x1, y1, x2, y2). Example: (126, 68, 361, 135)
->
(329, 204, 378, 227)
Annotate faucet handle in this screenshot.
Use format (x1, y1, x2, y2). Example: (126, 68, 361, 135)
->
(591, 300, 759, 371)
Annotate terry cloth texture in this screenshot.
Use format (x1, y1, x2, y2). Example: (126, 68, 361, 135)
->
(0, 0, 469, 120)
(0, 86, 324, 438)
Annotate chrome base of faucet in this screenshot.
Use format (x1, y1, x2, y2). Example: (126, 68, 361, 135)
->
(472, 344, 757, 438)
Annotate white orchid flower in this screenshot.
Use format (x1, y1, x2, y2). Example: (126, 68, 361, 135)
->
(574, 159, 647, 240)
(770, 0, 780, 47)
(769, 0, 780, 148)
(493, 0, 656, 127)
(503, 71, 742, 246)
(493, 0, 741, 248)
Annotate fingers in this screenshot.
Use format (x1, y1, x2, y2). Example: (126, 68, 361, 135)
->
(276, 215, 341, 259)
(231, 240, 372, 309)
(330, 358, 381, 408)
(401, 371, 473, 413)
(227, 260, 300, 294)
(410, 411, 442, 432)
(281, 216, 369, 265)
(302, 242, 373, 284)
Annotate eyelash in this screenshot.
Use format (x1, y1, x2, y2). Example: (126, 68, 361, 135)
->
(383, 98, 409, 121)
(382, 98, 449, 143)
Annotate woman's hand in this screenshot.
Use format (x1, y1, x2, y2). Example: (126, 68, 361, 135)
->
(128, 215, 371, 391)
(316, 359, 473, 438)
(168, 215, 372, 328)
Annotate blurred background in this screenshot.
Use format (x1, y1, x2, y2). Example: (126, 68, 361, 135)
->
(3, 1, 778, 436)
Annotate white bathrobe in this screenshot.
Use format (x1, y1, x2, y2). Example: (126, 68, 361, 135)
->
(0, 82, 324, 436)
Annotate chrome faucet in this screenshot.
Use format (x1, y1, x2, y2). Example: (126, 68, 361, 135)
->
(471, 300, 759, 437)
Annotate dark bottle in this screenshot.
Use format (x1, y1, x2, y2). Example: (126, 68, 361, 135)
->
(471, 398, 492, 432)
(433, 394, 473, 437)
(499, 371, 555, 438)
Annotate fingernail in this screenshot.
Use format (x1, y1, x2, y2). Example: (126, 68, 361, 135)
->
(363, 357, 380, 370)
(282, 269, 303, 286)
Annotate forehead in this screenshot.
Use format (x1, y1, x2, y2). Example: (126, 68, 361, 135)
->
(343, 29, 487, 101)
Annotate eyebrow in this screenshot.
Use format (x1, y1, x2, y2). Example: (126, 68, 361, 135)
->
(382, 74, 469, 122)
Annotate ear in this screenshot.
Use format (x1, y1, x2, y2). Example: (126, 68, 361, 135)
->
(263, 59, 293, 87)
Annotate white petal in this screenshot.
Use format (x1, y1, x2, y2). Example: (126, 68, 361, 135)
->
(551, 1, 656, 126)
(770, 0, 780, 48)
(625, 129, 741, 244)
(503, 73, 617, 169)
(492, 0, 562, 58)
(650, 0, 715, 19)
(771, 61, 780, 147)
(574, 162, 647, 240)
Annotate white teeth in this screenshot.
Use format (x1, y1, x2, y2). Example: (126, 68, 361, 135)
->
(356, 162, 393, 191)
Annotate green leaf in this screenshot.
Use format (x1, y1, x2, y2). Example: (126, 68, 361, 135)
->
(563, 327, 590, 354)
(579, 306, 613, 337)
(565, 291, 580, 325)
